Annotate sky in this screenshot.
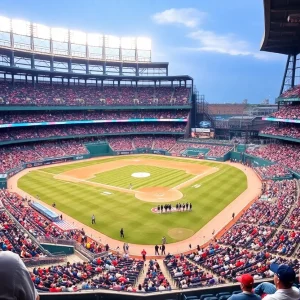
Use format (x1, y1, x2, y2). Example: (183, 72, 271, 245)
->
(1, 0, 287, 104)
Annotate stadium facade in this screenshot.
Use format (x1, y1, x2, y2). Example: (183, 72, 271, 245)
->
(0, 16, 197, 188)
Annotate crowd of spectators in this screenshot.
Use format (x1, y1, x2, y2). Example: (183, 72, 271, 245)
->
(0, 123, 186, 142)
(0, 190, 110, 257)
(260, 126, 300, 139)
(246, 144, 300, 173)
(0, 110, 189, 124)
(279, 85, 300, 99)
(0, 140, 89, 173)
(164, 254, 223, 289)
(189, 243, 299, 282)
(170, 142, 232, 157)
(132, 137, 153, 149)
(141, 259, 171, 292)
(237, 180, 297, 229)
(254, 164, 292, 180)
(282, 207, 300, 231)
(0, 210, 44, 258)
(0, 82, 191, 106)
(152, 137, 176, 151)
(30, 255, 143, 292)
(269, 105, 300, 120)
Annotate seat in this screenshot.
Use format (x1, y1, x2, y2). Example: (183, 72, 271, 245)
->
(219, 295, 231, 300)
(217, 292, 231, 298)
(232, 291, 242, 294)
(183, 296, 199, 300)
(200, 294, 214, 300)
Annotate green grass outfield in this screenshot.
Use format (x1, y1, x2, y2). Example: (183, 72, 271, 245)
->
(18, 155, 247, 244)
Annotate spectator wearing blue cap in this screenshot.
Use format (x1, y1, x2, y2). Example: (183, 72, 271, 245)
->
(263, 263, 299, 300)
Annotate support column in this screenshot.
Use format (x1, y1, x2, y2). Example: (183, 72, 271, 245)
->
(291, 54, 297, 88)
(10, 52, 14, 67)
(31, 54, 35, 69)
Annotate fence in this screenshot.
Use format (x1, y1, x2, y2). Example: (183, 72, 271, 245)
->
(38, 236, 110, 261)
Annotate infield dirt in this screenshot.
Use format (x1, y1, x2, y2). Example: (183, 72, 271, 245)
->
(54, 158, 218, 202)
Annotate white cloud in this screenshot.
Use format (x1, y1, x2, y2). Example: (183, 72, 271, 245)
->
(186, 30, 280, 60)
(152, 8, 207, 28)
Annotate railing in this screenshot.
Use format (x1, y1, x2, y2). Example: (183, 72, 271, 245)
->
(38, 236, 110, 260)
(23, 254, 67, 267)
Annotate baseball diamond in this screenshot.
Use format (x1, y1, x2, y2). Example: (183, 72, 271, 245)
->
(16, 155, 248, 244)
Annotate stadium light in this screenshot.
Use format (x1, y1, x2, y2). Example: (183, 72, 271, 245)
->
(0, 16, 11, 32)
(51, 27, 68, 42)
(70, 30, 86, 45)
(33, 23, 50, 39)
(87, 33, 103, 46)
(121, 37, 136, 50)
(137, 37, 152, 50)
(106, 35, 120, 48)
(12, 19, 31, 36)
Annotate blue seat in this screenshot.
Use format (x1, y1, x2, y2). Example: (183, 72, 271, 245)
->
(204, 297, 218, 300)
(219, 295, 231, 300)
(200, 295, 214, 300)
(183, 296, 199, 300)
(217, 292, 231, 298)
(232, 291, 242, 294)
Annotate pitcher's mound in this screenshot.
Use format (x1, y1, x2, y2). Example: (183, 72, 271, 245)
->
(135, 187, 183, 203)
(168, 228, 195, 240)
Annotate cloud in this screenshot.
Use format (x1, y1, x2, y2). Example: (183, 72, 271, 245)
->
(186, 29, 279, 60)
(152, 8, 207, 28)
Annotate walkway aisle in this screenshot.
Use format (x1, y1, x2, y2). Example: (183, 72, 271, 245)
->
(135, 261, 148, 288)
(158, 258, 177, 289)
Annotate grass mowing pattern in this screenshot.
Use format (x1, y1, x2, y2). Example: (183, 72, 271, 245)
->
(89, 165, 194, 189)
(18, 156, 247, 244)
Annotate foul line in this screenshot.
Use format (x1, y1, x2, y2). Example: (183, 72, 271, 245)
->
(172, 167, 219, 190)
(53, 173, 135, 194)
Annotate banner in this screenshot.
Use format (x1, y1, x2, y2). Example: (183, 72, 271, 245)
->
(0, 118, 188, 128)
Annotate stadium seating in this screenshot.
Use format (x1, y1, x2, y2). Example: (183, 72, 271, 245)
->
(0, 123, 186, 143)
(246, 144, 300, 173)
(254, 164, 292, 180)
(0, 82, 191, 106)
(269, 105, 300, 120)
(260, 126, 300, 139)
(0, 110, 188, 124)
(279, 85, 300, 99)
(170, 142, 232, 157)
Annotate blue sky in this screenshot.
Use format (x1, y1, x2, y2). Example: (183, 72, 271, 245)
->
(1, 0, 287, 103)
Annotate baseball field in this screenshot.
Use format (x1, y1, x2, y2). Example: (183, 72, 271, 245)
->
(17, 155, 247, 244)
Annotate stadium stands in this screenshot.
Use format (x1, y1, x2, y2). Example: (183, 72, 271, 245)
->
(269, 105, 300, 120)
(246, 144, 300, 173)
(260, 126, 300, 139)
(254, 164, 292, 180)
(170, 142, 232, 157)
(0, 123, 186, 142)
(279, 85, 300, 99)
(0, 82, 191, 106)
(0, 110, 189, 124)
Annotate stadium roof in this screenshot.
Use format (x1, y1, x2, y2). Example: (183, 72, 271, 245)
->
(261, 0, 300, 55)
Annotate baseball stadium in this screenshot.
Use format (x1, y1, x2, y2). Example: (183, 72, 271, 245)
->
(0, 1, 299, 300)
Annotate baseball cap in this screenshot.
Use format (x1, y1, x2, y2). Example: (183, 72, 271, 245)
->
(237, 274, 254, 286)
(270, 263, 296, 284)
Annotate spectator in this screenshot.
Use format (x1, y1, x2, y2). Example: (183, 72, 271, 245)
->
(228, 274, 260, 300)
(0, 251, 39, 300)
(263, 263, 299, 300)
